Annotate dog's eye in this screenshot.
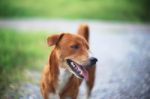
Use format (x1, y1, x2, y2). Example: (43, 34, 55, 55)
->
(70, 45, 79, 49)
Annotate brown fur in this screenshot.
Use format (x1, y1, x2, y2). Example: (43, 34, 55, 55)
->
(40, 24, 96, 99)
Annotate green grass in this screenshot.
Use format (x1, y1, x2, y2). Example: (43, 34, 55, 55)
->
(0, 29, 49, 97)
(0, 0, 149, 22)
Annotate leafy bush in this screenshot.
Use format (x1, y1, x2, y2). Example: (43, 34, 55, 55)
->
(0, 29, 49, 96)
(0, 0, 149, 22)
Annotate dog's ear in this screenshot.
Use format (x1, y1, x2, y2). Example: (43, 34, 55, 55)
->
(47, 33, 64, 46)
(77, 24, 89, 42)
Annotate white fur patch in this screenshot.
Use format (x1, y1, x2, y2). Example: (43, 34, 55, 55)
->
(58, 67, 72, 92)
(49, 93, 60, 99)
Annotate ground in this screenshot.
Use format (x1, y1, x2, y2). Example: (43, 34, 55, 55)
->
(0, 19, 150, 99)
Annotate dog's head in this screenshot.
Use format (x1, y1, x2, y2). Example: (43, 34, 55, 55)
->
(47, 25, 97, 80)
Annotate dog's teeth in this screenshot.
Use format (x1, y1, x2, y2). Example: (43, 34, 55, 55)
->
(73, 64, 76, 67)
(71, 62, 76, 67)
(71, 62, 74, 65)
(77, 68, 80, 73)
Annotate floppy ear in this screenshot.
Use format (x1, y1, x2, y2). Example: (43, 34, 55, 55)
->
(77, 24, 89, 43)
(47, 33, 64, 46)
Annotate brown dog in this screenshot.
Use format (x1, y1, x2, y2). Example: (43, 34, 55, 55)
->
(40, 24, 97, 99)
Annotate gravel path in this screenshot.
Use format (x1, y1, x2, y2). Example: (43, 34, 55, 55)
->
(1, 19, 150, 99)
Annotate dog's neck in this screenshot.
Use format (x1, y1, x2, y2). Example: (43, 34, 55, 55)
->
(58, 67, 72, 92)
(49, 49, 72, 93)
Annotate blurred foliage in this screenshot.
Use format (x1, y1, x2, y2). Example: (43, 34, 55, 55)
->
(0, 29, 49, 96)
(0, 0, 149, 22)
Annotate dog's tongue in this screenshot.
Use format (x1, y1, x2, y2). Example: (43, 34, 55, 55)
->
(80, 68, 88, 81)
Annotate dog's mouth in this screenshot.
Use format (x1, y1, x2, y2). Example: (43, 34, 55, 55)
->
(66, 59, 88, 80)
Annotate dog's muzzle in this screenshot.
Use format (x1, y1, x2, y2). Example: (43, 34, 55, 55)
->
(66, 57, 97, 80)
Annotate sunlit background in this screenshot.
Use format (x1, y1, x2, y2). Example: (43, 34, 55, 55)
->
(0, 0, 150, 99)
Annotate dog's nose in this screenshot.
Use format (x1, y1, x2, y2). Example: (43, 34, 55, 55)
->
(90, 57, 98, 65)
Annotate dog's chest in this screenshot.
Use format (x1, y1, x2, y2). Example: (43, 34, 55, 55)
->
(58, 68, 72, 92)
